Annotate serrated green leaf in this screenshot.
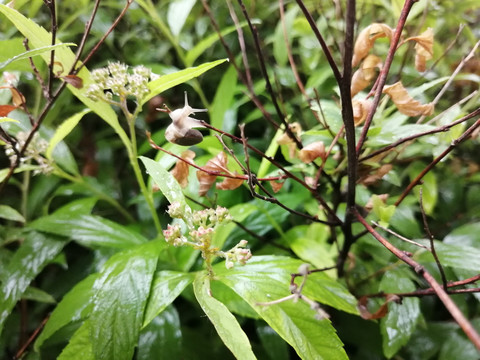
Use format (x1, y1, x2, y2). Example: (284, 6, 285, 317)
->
(416, 240, 480, 271)
(0, 204, 25, 222)
(35, 274, 97, 351)
(58, 319, 94, 360)
(89, 240, 161, 360)
(214, 256, 348, 360)
(29, 214, 147, 249)
(142, 271, 194, 327)
(0, 232, 66, 337)
(193, 273, 257, 360)
(0, 42, 76, 69)
(143, 58, 228, 104)
(138, 305, 182, 360)
(379, 268, 420, 358)
(46, 109, 90, 161)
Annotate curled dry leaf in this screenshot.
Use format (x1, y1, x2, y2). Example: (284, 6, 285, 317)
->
(352, 99, 373, 126)
(407, 28, 434, 72)
(358, 294, 402, 320)
(171, 150, 196, 188)
(298, 141, 326, 164)
(196, 152, 244, 196)
(351, 54, 383, 96)
(352, 23, 393, 67)
(358, 164, 393, 185)
(269, 180, 285, 193)
(62, 74, 84, 89)
(383, 82, 434, 116)
(0, 104, 18, 117)
(277, 122, 302, 159)
(216, 176, 244, 191)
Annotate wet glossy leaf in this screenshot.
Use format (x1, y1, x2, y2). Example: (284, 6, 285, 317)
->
(29, 214, 148, 249)
(142, 271, 194, 327)
(138, 305, 182, 360)
(58, 319, 94, 360)
(256, 322, 289, 360)
(214, 256, 348, 360)
(0, 232, 66, 337)
(89, 240, 161, 360)
(379, 268, 420, 358)
(0, 204, 25, 222)
(193, 273, 257, 360)
(35, 274, 97, 351)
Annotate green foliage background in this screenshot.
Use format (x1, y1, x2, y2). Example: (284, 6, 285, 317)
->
(0, 0, 479, 359)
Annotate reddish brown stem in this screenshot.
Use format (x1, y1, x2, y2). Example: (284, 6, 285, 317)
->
(355, 209, 480, 350)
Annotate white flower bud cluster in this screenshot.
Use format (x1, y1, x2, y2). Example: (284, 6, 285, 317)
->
(163, 202, 252, 270)
(4, 132, 53, 175)
(224, 240, 252, 269)
(86, 62, 155, 102)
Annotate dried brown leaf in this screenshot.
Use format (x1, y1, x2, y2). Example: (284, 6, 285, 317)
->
(62, 74, 84, 89)
(298, 141, 326, 164)
(352, 23, 393, 67)
(0, 104, 17, 117)
(358, 164, 393, 185)
(196, 152, 238, 196)
(216, 175, 244, 191)
(171, 150, 196, 188)
(352, 99, 373, 126)
(358, 294, 401, 320)
(270, 180, 285, 193)
(383, 82, 434, 116)
(197, 171, 216, 196)
(407, 28, 434, 72)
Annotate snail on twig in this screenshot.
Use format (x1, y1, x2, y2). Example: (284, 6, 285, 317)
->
(158, 92, 207, 146)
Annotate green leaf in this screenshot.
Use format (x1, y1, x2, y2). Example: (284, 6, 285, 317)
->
(379, 268, 420, 358)
(143, 58, 228, 104)
(0, 5, 132, 158)
(416, 240, 480, 272)
(142, 271, 194, 327)
(273, 7, 297, 66)
(89, 240, 162, 360)
(0, 231, 66, 337)
(444, 222, 480, 247)
(46, 109, 90, 161)
(22, 286, 56, 304)
(256, 323, 289, 360)
(210, 66, 238, 131)
(29, 214, 147, 249)
(214, 256, 348, 360)
(167, 0, 196, 37)
(140, 156, 191, 219)
(185, 21, 259, 66)
(0, 42, 76, 69)
(439, 330, 479, 360)
(138, 305, 182, 360)
(58, 319, 94, 360)
(193, 273, 257, 360)
(0, 117, 19, 124)
(0, 204, 25, 222)
(35, 274, 97, 351)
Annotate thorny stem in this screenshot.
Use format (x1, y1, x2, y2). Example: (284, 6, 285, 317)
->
(355, 209, 480, 350)
(356, 0, 419, 154)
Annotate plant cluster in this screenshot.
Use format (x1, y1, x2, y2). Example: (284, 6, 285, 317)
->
(0, 1, 480, 359)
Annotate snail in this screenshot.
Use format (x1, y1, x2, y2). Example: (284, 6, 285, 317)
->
(161, 92, 207, 146)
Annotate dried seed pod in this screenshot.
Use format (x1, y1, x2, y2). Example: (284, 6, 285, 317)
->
(164, 92, 207, 146)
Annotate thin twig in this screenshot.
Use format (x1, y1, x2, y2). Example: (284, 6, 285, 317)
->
(419, 189, 448, 290)
(237, 0, 303, 147)
(355, 209, 480, 350)
(356, 0, 419, 154)
(76, 0, 134, 72)
(360, 103, 480, 162)
(395, 117, 480, 207)
(372, 221, 429, 250)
